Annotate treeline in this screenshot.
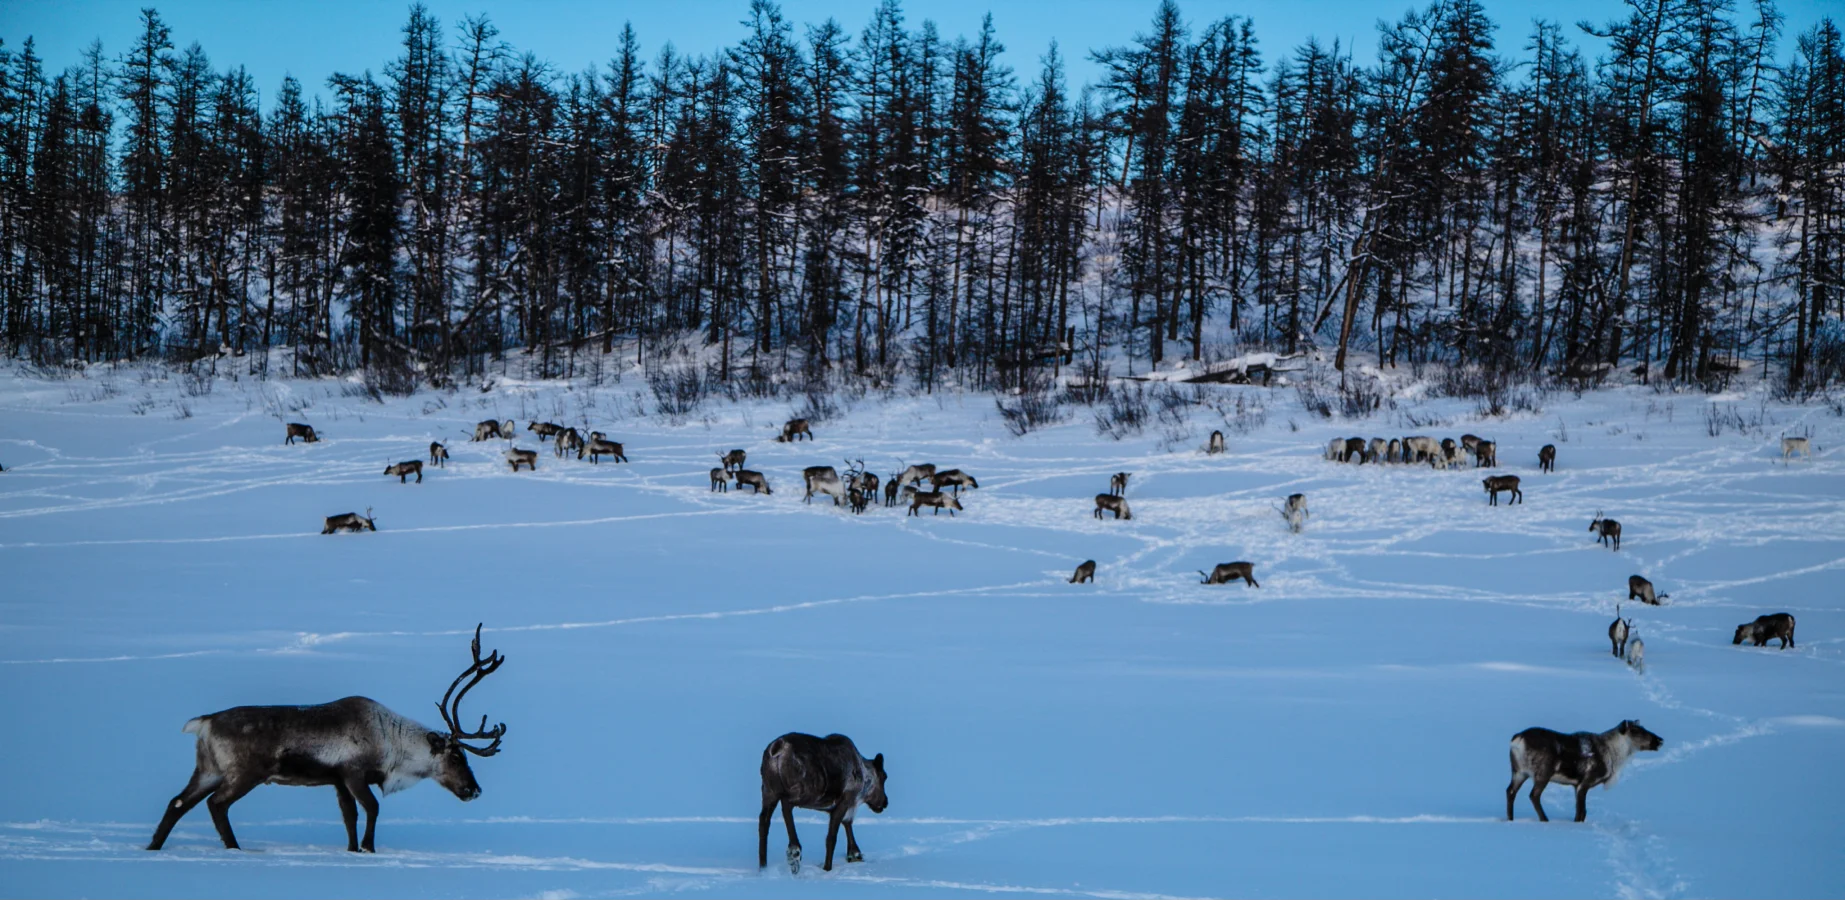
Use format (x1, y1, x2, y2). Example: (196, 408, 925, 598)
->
(0, 0, 1841, 391)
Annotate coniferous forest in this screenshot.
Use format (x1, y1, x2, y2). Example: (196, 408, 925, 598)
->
(1, 0, 1842, 394)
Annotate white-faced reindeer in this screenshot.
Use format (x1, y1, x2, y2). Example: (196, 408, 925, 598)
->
(429, 442, 449, 467)
(507, 448, 539, 472)
(471, 420, 502, 442)
(710, 467, 730, 492)
(1200, 562, 1260, 587)
(1093, 493, 1131, 520)
(1782, 436, 1811, 463)
(908, 490, 963, 516)
(1627, 575, 1667, 605)
(1538, 444, 1556, 473)
(1207, 430, 1226, 454)
(1387, 438, 1403, 464)
(803, 466, 847, 505)
(1482, 475, 1522, 506)
(777, 418, 813, 442)
(759, 732, 887, 874)
(1110, 472, 1130, 495)
(1366, 437, 1388, 464)
(719, 449, 747, 473)
(384, 460, 424, 483)
(930, 469, 979, 495)
(1590, 512, 1621, 550)
(1070, 560, 1096, 583)
(285, 423, 320, 445)
(1506, 720, 1662, 822)
(734, 470, 772, 495)
(1280, 493, 1308, 532)
(1734, 613, 1796, 649)
(1608, 605, 1633, 657)
(322, 508, 375, 534)
(147, 625, 507, 853)
(555, 427, 585, 458)
(580, 437, 627, 464)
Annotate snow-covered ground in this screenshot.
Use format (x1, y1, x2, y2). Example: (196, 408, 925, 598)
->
(1, 362, 1841, 899)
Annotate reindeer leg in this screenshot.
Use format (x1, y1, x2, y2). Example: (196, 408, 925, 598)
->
(843, 818, 863, 863)
(205, 774, 261, 849)
(822, 807, 843, 871)
(1528, 777, 1550, 822)
(346, 778, 380, 852)
(148, 769, 217, 850)
(334, 782, 360, 852)
(758, 796, 776, 868)
(1574, 783, 1590, 822)
(1506, 769, 1527, 821)
(780, 799, 802, 873)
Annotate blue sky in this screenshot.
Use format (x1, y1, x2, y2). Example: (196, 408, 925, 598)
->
(2, 0, 1836, 107)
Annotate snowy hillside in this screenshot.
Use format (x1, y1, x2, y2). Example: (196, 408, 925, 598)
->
(0, 363, 1841, 899)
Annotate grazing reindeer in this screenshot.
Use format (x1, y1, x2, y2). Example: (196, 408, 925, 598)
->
(384, 460, 424, 484)
(1110, 472, 1130, 495)
(1538, 444, 1556, 473)
(777, 418, 813, 442)
(322, 508, 376, 534)
(847, 486, 871, 514)
(720, 449, 747, 473)
(1461, 434, 1481, 457)
(1343, 437, 1369, 463)
(554, 428, 585, 458)
(1474, 440, 1498, 468)
(429, 442, 449, 467)
(734, 470, 772, 495)
(1482, 475, 1522, 506)
(908, 490, 963, 516)
(710, 467, 730, 492)
(1441, 438, 1461, 467)
(1590, 513, 1621, 550)
(501, 420, 515, 440)
(147, 625, 506, 853)
(1070, 560, 1096, 583)
(1207, 430, 1226, 454)
(580, 437, 627, 464)
(1199, 562, 1260, 587)
(1625, 636, 1645, 673)
(803, 466, 847, 505)
(1506, 720, 1662, 822)
(895, 463, 936, 487)
(1734, 613, 1796, 649)
(758, 733, 887, 874)
(1627, 575, 1667, 605)
(1608, 606, 1632, 657)
(1782, 436, 1811, 463)
(1403, 436, 1444, 468)
(506, 448, 538, 472)
(528, 421, 564, 440)
(1387, 438, 1403, 464)
(471, 420, 502, 442)
(1325, 437, 1346, 461)
(285, 423, 320, 445)
(1093, 494, 1132, 520)
(1366, 438, 1388, 464)
(1281, 493, 1308, 532)
(930, 469, 979, 495)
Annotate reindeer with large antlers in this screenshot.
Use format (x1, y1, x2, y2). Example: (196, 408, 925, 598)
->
(146, 626, 508, 854)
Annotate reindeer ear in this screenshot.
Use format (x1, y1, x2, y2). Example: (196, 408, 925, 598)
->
(872, 753, 884, 774)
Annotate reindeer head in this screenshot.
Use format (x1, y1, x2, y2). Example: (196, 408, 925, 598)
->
(1616, 720, 1662, 752)
(863, 753, 888, 813)
(432, 624, 507, 801)
(1589, 511, 1605, 531)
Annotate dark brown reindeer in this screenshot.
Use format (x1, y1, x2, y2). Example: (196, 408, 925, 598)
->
(285, 423, 320, 445)
(1609, 605, 1633, 657)
(507, 448, 539, 472)
(1590, 512, 1622, 550)
(758, 733, 887, 874)
(147, 625, 506, 853)
(908, 490, 963, 516)
(429, 442, 449, 467)
(1207, 430, 1226, 454)
(554, 427, 585, 458)
(528, 421, 565, 440)
(777, 418, 813, 442)
(322, 508, 375, 534)
(384, 460, 424, 483)
(710, 467, 730, 492)
(1734, 613, 1796, 649)
(1461, 434, 1481, 457)
(1093, 494, 1131, 520)
(1343, 437, 1369, 463)
(1627, 575, 1667, 605)
(1070, 560, 1097, 583)
(930, 469, 979, 495)
(1538, 444, 1556, 473)
(895, 462, 936, 487)
(734, 470, 772, 495)
(1200, 562, 1260, 587)
(719, 449, 748, 473)
(856, 470, 880, 502)
(580, 437, 627, 464)
(471, 420, 502, 442)
(1482, 475, 1522, 506)
(1110, 472, 1130, 495)
(848, 486, 870, 514)
(1473, 439, 1498, 467)
(1506, 720, 1662, 822)
(883, 474, 901, 507)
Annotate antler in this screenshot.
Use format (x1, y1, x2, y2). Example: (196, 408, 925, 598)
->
(436, 623, 507, 756)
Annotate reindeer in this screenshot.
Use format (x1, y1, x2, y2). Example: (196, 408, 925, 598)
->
(1474, 439, 1498, 468)
(1734, 613, 1796, 649)
(1590, 513, 1621, 550)
(1366, 438, 1388, 464)
(908, 490, 963, 516)
(720, 449, 748, 473)
(1782, 436, 1812, 463)
(1343, 437, 1369, 463)
(895, 463, 936, 487)
(734, 470, 772, 495)
(1538, 444, 1556, 473)
(1324, 437, 1345, 461)
(1505, 720, 1662, 822)
(847, 486, 870, 514)
(931, 469, 979, 495)
(1110, 472, 1130, 495)
(1207, 430, 1226, 454)
(758, 733, 887, 874)
(1608, 606, 1632, 657)
(803, 466, 847, 505)
(1199, 562, 1260, 587)
(1482, 475, 1522, 506)
(528, 421, 565, 440)
(883, 475, 900, 507)
(1070, 560, 1096, 583)
(1093, 494, 1131, 520)
(1625, 635, 1646, 673)
(777, 418, 813, 442)
(710, 467, 730, 492)
(580, 437, 627, 464)
(1627, 575, 1667, 606)
(285, 423, 320, 445)
(501, 420, 515, 440)
(1281, 493, 1308, 532)
(322, 508, 376, 534)
(429, 442, 449, 467)
(384, 460, 424, 484)
(554, 428, 585, 458)
(1403, 436, 1445, 468)
(1387, 438, 1403, 464)
(506, 448, 538, 472)
(857, 471, 880, 503)
(471, 420, 502, 442)
(1441, 438, 1461, 467)
(147, 625, 506, 853)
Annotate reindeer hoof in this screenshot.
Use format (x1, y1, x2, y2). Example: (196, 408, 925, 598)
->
(847, 850, 864, 863)
(787, 845, 801, 874)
